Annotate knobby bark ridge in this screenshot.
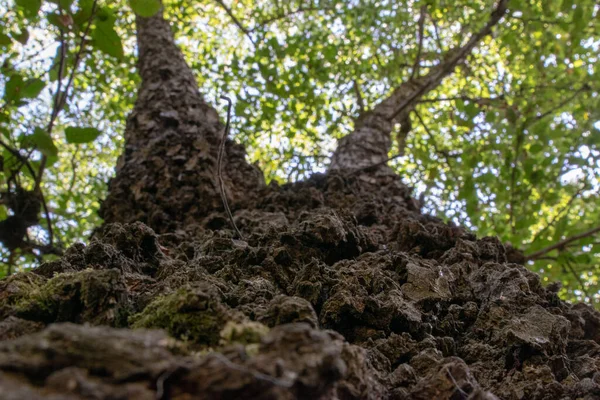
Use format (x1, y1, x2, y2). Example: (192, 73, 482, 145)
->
(2, 2, 600, 399)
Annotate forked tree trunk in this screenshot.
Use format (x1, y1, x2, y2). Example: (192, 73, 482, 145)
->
(99, 7, 263, 234)
(3, 2, 600, 400)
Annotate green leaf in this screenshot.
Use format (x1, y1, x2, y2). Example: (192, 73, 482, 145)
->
(3, 75, 25, 103)
(31, 128, 58, 157)
(15, 0, 42, 19)
(65, 126, 102, 144)
(21, 78, 46, 99)
(129, 0, 161, 17)
(0, 32, 12, 47)
(48, 0, 74, 9)
(92, 20, 124, 60)
(2, 75, 45, 103)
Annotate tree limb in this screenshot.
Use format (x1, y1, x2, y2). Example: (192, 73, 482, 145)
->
(526, 225, 600, 261)
(385, 0, 509, 122)
(565, 259, 591, 302)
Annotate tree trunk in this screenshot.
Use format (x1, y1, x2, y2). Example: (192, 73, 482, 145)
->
(2, 2, 600, 399)
(99, 8, 264, 234)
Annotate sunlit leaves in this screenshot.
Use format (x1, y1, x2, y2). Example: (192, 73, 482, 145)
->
(64, 126, 101, 143)
(129, 0, 161, 17)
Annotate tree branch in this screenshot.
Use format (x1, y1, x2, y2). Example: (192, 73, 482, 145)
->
(35, 0, 98, 192)
(565, 259, 591, 301)
(526, 225, 600, 261)
(385, 0, 509, 122)
(213, 0, 255, 45)
(249, 5, 336, 32)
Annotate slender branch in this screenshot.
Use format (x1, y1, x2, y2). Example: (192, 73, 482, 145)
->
(218, 96, 244, 240)
(565, 259, 591, 301)
(0, 140, 38, 181)
(344, 153, 404, 176)
(534, 84, 589, 122)
(429, 11, 444, 51)
(35, 0, 98, 192)
(410, 5, 427, 80)
(61, 0, 99, 110)
(213, 0, 255, 45)
(249, 5, 336, 32)
(526, 225, 600, 261)
(417, 95, 504, 105)
(414, 110, 461, 183)
(531, 184, 587, 244)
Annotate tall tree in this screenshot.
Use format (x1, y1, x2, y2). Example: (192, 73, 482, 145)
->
(1, 1, 600, 399)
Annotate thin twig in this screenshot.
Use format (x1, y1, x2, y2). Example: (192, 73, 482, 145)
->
(526, 225, 600, 261)
(249, 5, 336, 32)
(344, 153, 404, 176)
(534, 84, 589, 122)
(218, 96, 244, 240)
(531, 184, 587, 244)
(213, 0, 255, 45)
(429, 11, 444, 51)
(565, 259, 591, 301)
(410, 5, 427, 80)
(352, 80, 365, 114)
(0, 140, 39, 181)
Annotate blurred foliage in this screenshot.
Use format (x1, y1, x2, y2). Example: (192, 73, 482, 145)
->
(1, 0, 599, 307)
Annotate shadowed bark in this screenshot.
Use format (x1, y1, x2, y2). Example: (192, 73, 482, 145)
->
(329, 0, 509, 172)
(99, 6, 264, 234)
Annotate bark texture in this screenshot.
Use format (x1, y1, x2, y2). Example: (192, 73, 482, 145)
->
(329, 0, 509, 172)
(3, 1, 600, 399)
(99, 9, 264, 234)
(1, 174, 600, 399)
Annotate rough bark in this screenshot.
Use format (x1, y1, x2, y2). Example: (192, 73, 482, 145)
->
(99, 8, 264, 234)
(329, 0, 509, 172)
(3, 1, 600, 399)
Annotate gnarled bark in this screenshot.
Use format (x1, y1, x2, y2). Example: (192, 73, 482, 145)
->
(99, 6, 264, 234)
(329, 0, 509, 172)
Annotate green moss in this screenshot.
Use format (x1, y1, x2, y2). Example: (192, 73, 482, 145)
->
(0, 273, 47, 307)
(219, 320, 269, 346)
(13, 269, 127, 325)
(129, 285, 234, 346)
